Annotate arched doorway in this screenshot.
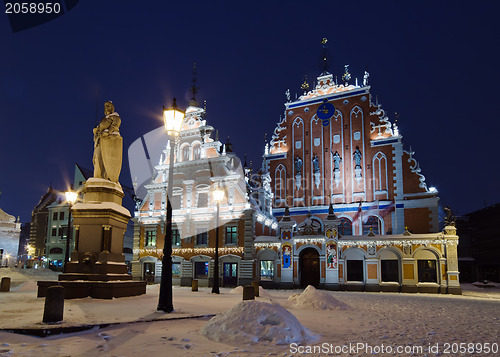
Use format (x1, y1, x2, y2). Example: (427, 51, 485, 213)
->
(300, 248, 320, 288)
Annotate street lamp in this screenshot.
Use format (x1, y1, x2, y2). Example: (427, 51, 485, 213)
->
(158, 98, 185, 313)
(64, 190, 78, 272)
(211, 184, 225, 294)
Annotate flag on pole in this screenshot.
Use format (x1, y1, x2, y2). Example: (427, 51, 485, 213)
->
(353, 201, 362, 221)
(380, 200, 395, 218)
(363, 201, 379, 223)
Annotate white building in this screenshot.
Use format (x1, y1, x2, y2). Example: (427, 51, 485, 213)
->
(0, 208, 21, 267)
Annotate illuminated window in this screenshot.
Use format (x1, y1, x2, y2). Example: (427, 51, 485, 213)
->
(145, 230, 156, 247)
(338, 217, 352, 236)
(260, 260, 274, 280)
(418, 260, 437, 283)
(172, 229, 181, 246)
(362, 216, 380, 234)
(225, 226, 238, 244)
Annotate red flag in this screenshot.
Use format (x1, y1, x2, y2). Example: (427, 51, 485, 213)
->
(380, 200, 395, 217)
(353, 201, 362, 221)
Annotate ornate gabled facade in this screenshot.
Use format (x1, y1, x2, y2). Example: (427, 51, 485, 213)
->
(132, 102, 277, 287)
(256, 60, 460, 294)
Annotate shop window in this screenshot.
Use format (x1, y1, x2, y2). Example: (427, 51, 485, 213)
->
(195, 261, 208, 278)
(172, 262, 181, 277)
(225, 226, 238, 244)
(339, 217, 352, 236)
(362, 216, 380, 234)
(346, 260, 364, 281)
(260, 260, 274, 280)
(418, 260, 437, 282)
(145, 230, 156, 247)
(381, 260, 399, 282)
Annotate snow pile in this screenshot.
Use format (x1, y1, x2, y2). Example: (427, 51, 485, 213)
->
(201, 300, 318, 345)
(229, 285, 272, 297)
(288, 285, 349, 310)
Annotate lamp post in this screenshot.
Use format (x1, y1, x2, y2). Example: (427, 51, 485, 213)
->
(158, 98, 185, 313)
(64, 190, 78, 273)
(211, 184, 225, 294)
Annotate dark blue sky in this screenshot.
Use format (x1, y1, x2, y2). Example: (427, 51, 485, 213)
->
(1, 1, 499, 223)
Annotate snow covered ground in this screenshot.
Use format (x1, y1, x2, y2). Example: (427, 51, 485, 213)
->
(0, 268, 499, 356)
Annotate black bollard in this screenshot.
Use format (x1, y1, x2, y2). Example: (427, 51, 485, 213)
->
(43, 286, 64, 323)
(252, 281, 260, 297)
(243, 285, 255, 300)
(0, 277, 11, 292)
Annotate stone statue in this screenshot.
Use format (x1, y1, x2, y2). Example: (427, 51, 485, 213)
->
(294, 156, 303, 174)
(353, 146, 362, 168)
(332, 151, 342, 170)
(363, 71, 370, 86)
(312, 155, 320, 173)
(93, 101, 123, 182)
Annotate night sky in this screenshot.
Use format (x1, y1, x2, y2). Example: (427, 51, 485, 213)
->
(1, 1, 499, 223)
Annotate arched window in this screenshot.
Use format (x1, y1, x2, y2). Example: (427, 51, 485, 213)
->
(363, 216, 380, 234)
(373, 152, 388, 197)
(193, 144, 201, 160)
(274, 164, 286, 205)
(338, 217, 352, 236)
(182, 146, 190, 162)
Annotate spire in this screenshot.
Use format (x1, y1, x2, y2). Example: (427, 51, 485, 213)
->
(320, 37, 330, 75)
(189, 62, 199, 107)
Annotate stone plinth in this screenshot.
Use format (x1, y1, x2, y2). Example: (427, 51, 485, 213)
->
(38, 178, 145, 299)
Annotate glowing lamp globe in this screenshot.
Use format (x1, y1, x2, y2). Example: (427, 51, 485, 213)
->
(65, 190, 78, 204)
(163, 98, 185, 137)
(213, 186, 225, 204)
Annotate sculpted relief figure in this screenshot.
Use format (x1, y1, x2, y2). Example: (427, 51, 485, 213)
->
(93, 101, 123, 182)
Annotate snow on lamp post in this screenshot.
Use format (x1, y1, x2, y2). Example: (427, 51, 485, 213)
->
(63, 190, 78, 272)
(158, 98, 185, 313)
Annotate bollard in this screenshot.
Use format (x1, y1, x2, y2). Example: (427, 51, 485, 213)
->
(252, 281, 260, 297)
(1, 277, 11, 292)
(243, 285, 255, 300)
(43, 286, 64, 323)
(192, 279, 198, 292)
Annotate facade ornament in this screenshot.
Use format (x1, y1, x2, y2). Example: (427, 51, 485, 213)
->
(342, 64, 351, 85)
(312, 154, 320, 188)
(332, 151, 342, 186)
(443, 206, 456, 226)
(294, 156, 303, 189)
(363, 71, 370, 86)
(353, 146, 362, 184)
(285, 89, 291, 103)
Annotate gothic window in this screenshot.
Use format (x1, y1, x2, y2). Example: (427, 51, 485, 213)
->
(362, 216, 380, 234)
(274, 164, 286, 204)
(373, 152, 388, 194)
(338, 217, 352, 236)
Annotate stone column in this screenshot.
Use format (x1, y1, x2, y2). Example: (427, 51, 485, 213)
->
(444, 225, 461, 294)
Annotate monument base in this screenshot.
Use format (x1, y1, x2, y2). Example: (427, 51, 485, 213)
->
(37, 280, 146, 299)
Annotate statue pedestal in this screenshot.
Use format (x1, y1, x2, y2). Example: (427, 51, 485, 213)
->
(38, 178, 146, 299)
